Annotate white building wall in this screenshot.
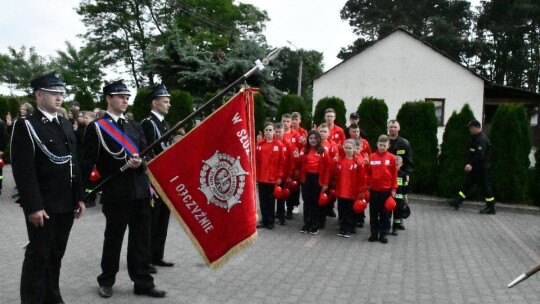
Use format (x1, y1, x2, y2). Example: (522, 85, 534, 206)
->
(313, 30, 485, 143)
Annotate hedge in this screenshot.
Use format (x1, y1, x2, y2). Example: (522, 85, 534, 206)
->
(491, 104, 531, 203)
(357, 96, 388, 149)
(313, 96, 347, 129)
(437, 104, 476, 197)
(274, 94, 310, 130)
(396, 101, 439, 194)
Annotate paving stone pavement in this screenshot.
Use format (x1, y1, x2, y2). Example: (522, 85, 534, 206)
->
(1, 165, 540, 304)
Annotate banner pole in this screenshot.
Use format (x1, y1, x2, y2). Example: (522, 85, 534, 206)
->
(84, 48, 281, 200)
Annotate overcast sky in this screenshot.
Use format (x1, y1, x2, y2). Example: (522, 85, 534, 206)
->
(0, 0, 481, 95)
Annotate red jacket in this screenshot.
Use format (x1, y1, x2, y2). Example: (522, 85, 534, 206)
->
(298, 148, 330, 187)
(329, 125, 346, 146)
(367, 150, 397, 191)
(334, 156, 367, 200)
(256, 139, 285, 183)
(280, 139, 296, 180)
(282, 130, 302, 150)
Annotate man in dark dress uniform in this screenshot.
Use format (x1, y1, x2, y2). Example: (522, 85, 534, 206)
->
(81, 80, 166, 299)
(141, 84, 175, 268)
(451, 119, 496, 214)
(11, 71, 85, 304)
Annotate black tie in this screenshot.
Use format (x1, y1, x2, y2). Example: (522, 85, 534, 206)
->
(52, 117, 60, 125)
(118, 118, 125, 130)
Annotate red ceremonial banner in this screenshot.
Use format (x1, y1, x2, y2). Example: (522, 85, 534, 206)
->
(147, 88, 258, 269)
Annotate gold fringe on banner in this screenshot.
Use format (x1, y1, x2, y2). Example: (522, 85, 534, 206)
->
(148, 171, 258, 269)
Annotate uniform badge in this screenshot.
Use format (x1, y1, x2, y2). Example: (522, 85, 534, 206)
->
(199, 150, 248, 212)
(273, 146, 279, 151)
(385, 160, 390, 165)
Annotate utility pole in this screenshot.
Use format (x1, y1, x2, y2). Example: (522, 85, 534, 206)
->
(287, 40, 303, 97)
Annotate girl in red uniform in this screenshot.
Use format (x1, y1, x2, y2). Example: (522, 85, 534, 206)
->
(299, 130, 329, 235)
(318, 123, 338, 223)
(334, 139, 367, 238)
(367, 135, 397, 244)
(255, 123, 285, 230)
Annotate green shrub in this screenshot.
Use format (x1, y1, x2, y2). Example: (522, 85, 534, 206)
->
(254, 93, 266, 135)
(357, 96, 388, 150)
(313, 96, 346, 128)
(491, 104, 531, 203)
(74, 90, 96, 111)
(396, 101, 439, 194)
(437, 104, 475, 197)
(168, 90, 194, 131)
(274, 94, 310, 130)
(534, 134, 540, 205)
(131, 87, 152, 122)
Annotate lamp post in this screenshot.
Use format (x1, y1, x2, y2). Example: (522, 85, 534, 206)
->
(286, 40, 303, 97)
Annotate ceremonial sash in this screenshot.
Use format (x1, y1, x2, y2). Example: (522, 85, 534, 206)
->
(96, 119, 139, 156)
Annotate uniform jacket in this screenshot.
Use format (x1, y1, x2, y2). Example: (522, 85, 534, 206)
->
(368, 150, 398, 192)
(81, 113, 150, 203)
(141, 112, 173, 159)
(329, 125, 346, 146)
(298, 148, 330, 186)
(389, 136, 413, 174)
(467, 131, 491, 170)
(11, 110, 83, 215)
(256, 139, 285, 183)
(395, 169, 409, 201)
(334, 156, 367, 200)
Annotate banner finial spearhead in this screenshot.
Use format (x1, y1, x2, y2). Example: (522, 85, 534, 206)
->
(262, 48, 282, 65)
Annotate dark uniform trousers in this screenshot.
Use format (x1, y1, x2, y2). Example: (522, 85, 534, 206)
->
(258, 182, 275, 226)
(460, 169, 493, 201)
(98, 199, 154, 290)
(302, 173, 322, 229)
(141, 114, 173, 263)
(369, 189, 392, 237)
(21, 213, 74, 304)
(150, 196, 171, 262)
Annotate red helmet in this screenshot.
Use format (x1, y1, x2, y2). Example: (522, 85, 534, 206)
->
(364, 190, 370, 203)
(89, 167, 101, 182)
(384, 196, 397, 211)
(327, 188, 337, 202)
(0, 157, 4, 169)
(287, 180, 299, 192)
(353, 199, 368, 214)
(281, 187, 291, 200)
(273, 185, 283, 199)
(318, 191, 329, 206)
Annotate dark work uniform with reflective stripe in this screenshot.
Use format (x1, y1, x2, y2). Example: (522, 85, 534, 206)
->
(388, 136, 413, 175)
(458, 131, 494, 203)
(141, 113, 173, 264)
(81, 114, 155, 291)
(12, 111, 83, 303)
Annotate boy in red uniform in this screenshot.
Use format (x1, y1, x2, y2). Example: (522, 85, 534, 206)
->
(367, 135, 397, 244)
(391, 155, 408, 236)
(352, 138, 369, 230)
(291, 112, 307, 145)
(299, 130, 330, 235)
(324, 108, 345, 146)
(281, 113, 302, 218)
(289, 112, 306, 216)
(274, 123, 296, 225)
(255, 123, 285, 230)
(334, 139, 367, 238)
(348, 124, 371, 155)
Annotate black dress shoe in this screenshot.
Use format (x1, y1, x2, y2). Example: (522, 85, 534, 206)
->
(134, 287, 167, 298)
(148, 264, 157, 274)
(153, 259, 174, 267)
(98, 286, 113, 298)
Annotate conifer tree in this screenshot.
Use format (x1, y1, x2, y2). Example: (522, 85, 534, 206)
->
(313, 96, 347, 128)
(357, 96, 388, 149)
(396, 101, 439, 194)
(254, 93, 266, 134)
(491, 104, 530, 202)
(438, 104, 475, 197)
(275, 94, 309, 129)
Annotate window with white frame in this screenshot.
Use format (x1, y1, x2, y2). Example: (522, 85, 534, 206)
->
(426, 98, 445, 126)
